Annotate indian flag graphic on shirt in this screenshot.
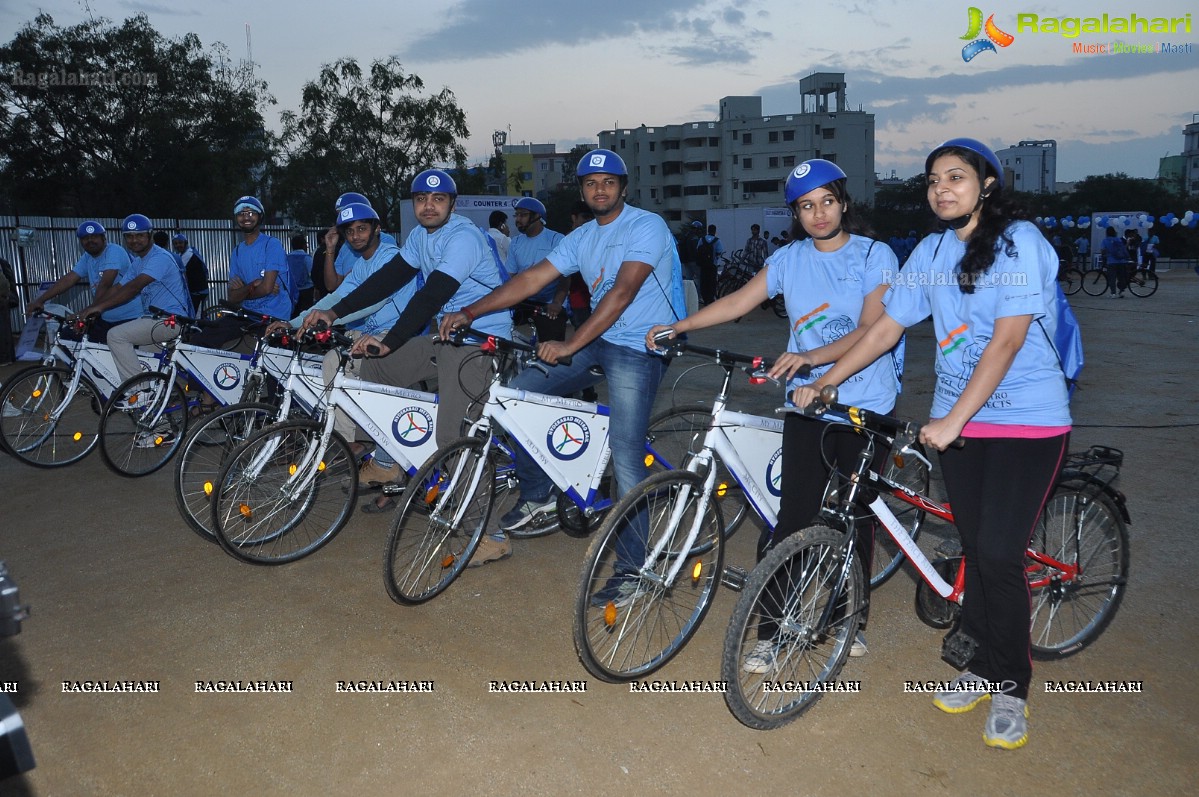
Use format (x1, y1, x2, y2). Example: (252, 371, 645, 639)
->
(939, 324, 969, 356)
(792, 303, 830, 339)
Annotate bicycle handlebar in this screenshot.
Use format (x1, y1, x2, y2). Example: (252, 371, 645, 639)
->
(451, 326, 572, 367)
(800, 384, 963, 449)
(652, 333, 810, 383)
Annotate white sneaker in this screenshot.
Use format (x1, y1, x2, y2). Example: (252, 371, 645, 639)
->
(849, 631, 868, 658)
(742, 640, 777, 674)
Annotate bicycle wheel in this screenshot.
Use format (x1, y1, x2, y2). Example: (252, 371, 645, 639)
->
(574, 470, 724, 681)
(1081, 269, 1107, 296)
(1127, 269, 1158, 298)
(721, 525, 863, 730)
(173, 402, 278, 542)
(99, 372, 188, 477)
(870, 440, 930, 588)
(1058, 267, 1084, 296)
(212, 420, 357, 564)
(716, 274, 746, 299)
(383, 436, 495, 604)
(1028, 482, 1129, 659)
(0, 366, 103, 467)
(772, 295, 787, 318)
(646, 405, 749, 538)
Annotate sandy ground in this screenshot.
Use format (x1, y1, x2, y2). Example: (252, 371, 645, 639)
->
(1, 269, 1197, 796)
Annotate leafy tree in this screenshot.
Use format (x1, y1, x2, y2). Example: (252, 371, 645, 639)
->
(0, 13, 274, 217)
(862, 174, 931, 239)
(273, 57, 469, 231)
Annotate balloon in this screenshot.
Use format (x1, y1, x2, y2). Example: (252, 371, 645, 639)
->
(1096, 216, 1107, 228)
(1078, 216, 1091, 229)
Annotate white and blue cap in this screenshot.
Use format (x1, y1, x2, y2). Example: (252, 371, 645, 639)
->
(233, 195, 265, 216)
(513, 197, 547, 218)
(76, 221, 106, 238)
(121, 214, 153, 233)
(411, 169, 457, 196)
(335, 192, 371, 211)
(576, 148, 627, 178)
(335, 202, 379, 228)
(172, 233, 188, 243)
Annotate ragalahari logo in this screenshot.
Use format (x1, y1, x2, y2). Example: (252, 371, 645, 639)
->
(960, 7, 1015, 61)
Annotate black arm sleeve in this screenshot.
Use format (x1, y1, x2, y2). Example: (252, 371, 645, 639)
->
(329, 252, 416, 318)
(379, 270, 461, 353)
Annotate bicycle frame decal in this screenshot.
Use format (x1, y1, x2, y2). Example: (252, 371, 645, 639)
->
(337, 376, 440, 474)
(392, 407, 434, 447)
(213, 362, 241, 390)
(175, 346, 255, 405)
(546, 416, 591, 461)
(869, 495, 954, 598)
(765, 447, 783, 497)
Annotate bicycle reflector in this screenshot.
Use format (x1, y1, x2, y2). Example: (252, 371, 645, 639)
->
(315, 329, 331, 345)
(748, 356, 767, 385)
(481, 336, 498, 354)
(164, 315, 177, 329)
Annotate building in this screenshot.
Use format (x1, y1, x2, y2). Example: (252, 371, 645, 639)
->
(1182, 114, 1199, 196)
(479, 143, 579, 199)
(597, 73, 875, 223)
(1157, 154, 1186, 195)
(995, 140, 1057, 194)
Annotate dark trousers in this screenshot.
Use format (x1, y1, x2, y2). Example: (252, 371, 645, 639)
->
(939, 433, 1069, 701)
(1105, 262, 1129, 294)
(698, 262, 718, 304)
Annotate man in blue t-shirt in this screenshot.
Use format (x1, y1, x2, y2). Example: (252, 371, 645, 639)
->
(320, 192, 399, 293)
(173, 233, 209, 316)
(287, 235, 315, 313)
(439, 148, 685, 573)
(28, 221, 141, 343)
(507, 196, 567, 341)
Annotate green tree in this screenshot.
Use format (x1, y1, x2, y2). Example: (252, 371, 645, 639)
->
(862, 174, 930, 240)
(0, 13, 274, 217)
(273, 57, 469, 231)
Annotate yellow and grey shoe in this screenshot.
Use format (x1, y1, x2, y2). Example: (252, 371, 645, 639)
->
(983, 692, 1029, 750)
(933, 671, 992, 714)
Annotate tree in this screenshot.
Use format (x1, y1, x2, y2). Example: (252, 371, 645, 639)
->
(0, 13, 275, 217)
(863, 174, 931, 240)
(273, 57, 469, 231)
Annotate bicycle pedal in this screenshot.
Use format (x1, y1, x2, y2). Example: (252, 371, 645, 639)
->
(935, 539, 963, 558)
(721, 565, 748, 592)
(941, 630, 979, 670)
(380, 482, 407, 497)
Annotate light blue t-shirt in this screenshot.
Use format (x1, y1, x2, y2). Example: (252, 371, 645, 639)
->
(398, 214, 511, 339)
(71, 243, 141, 322)
(338, 240, 412, 334)
(547, 204, 683, 351)
(334, 231, 398, 277)
(883, 221, 1071, 426)
(765, 235, 902, 412)
(507, 227, 565, 305)
(230, 233, 291, 320)
(123, 244, 190, 316)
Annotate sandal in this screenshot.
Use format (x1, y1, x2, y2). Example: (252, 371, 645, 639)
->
(360, 496, 397, 514)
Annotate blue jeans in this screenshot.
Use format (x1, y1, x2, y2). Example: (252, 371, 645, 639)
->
(507, 338, 668, 565)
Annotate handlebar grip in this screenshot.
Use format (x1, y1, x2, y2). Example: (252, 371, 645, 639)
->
(365, 344, 381, 356)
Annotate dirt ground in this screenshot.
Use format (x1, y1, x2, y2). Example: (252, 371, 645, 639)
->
(1, 269, 1197, 796)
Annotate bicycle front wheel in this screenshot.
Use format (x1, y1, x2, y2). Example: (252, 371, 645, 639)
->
(574, 470, 724, 682)
(0, 366, 102, 467)
(721, 525, 863, 730)
(99, 372, 188, 477)
(212, 420, 357, 564)
(1127, 269, 1158, 297)
(871, 440, 930, 588)
(1081, 269, 1108, 296)
(173, 402, 278, 542)
(1028, 482, 1129, 659)
(383, 436, 495, 604)
(1059, 267, 1084, 296)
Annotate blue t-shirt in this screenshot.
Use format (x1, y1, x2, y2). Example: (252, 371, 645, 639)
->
(123, 244, 190, 317)
(334, 231, 398, 277)
(507, 227, 565, 304)
(765, 235, 902, 412)
(230, 234, 291, 319)
(884, 222, 1071, 427)
(398, 214, 511, 339)
(337, 240, 413, 334)
(71, 243, 141, 322)
(287, 251, 314, 301)
(547, 205, 683, 351)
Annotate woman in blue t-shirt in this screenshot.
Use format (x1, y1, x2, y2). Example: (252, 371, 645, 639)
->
(647, 159, 901, 666)
(795, 138, 1071, 751)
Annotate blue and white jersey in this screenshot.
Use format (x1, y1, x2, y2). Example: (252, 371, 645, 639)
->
(338, 240, 412, 334)
(71, 244, 141, 322)
(230, 233, 291, 319)
(398, 214, 511, 339)
(507, 228, 565, 305)
(546, 205, 683, 351)
(123, 244, 190, 316)
(334, 231, 398, 277)
(766, 235, 901, 411)
(884, 221, 1070, 426)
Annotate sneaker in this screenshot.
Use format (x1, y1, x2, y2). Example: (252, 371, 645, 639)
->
(359, 458, 402, 487)
(742, 640, 777, 674)
(589, 576, 648, 608)
(849, 631, 868, 658)
(933, 671, 992, 713)
(466, 535, 512, 568)
(2, 399, 23, 418)
(499, 496, 557, 531)
(983, 690, 1029, 750)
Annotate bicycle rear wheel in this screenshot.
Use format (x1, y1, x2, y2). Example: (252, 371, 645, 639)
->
(871, 440, 930, 588)
(574, 470, 724, 681)
(0, 366, 102, 467)
(212, 420, 357, 564)
(99, 372, 188, 477)
(383, 436, 494, 604)
(1028, 482, 1129, 659)
(1058, 267, 1084, 296)
(1081, 269, 1108, 296)
(721, 525, 863, 730)
(1127, 269, 1157, 297)
(173, 402, 278, 542)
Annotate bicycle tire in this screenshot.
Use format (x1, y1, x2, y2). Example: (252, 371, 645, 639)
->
(646, 405, 749, 539)
(0, 365, 103, 467)
(574, 470, 724, 682)
(99, 372, 188, 477)
(870, 440, 930, 588)
(1081, 269, 1108, 296)
(383, 436, 495, 604)
(1028, 481, 1129, 660)
(721, 525, 863, 730)
(212, 419, 357, 564)
(1127, 269, 1158, 298)
(1059, 267, 1084, 296)
(172, 402, 278, 542)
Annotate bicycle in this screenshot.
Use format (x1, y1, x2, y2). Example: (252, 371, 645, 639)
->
(1056, 262, 1084, 296)
(572, 341, 930, 682)
(1081, 260, 1156, 298)
(0, 311, 157, 468)
(720, 387, 1130, 730)
(380, 330, 710, 605)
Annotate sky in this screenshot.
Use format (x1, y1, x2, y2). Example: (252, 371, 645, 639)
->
(3, 0, 1197, 183)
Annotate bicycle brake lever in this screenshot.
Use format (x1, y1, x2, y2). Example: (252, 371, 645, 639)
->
(897, 443, 933, 471)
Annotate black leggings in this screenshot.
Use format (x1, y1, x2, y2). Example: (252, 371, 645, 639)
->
(939, 433, 1069, 701)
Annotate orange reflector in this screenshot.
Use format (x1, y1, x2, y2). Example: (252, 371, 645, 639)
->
(289, 464, 297, 475)
(318, 461, 326, 471)
(716, 482, 728, 498)
(203, 481, 214, 496)
(893, 453, 906, 469)
(692, 561, 703, 581)
(73, 431, 82, 441)
(32, 389, 42, 398)
(603, 602, 617, 626)
(644, 453, 655, 467)
(154, 436, 164, 446)
(425, 485, 441, 505)
(441, 554, 456, 569)
(239, 503, 252, 518)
